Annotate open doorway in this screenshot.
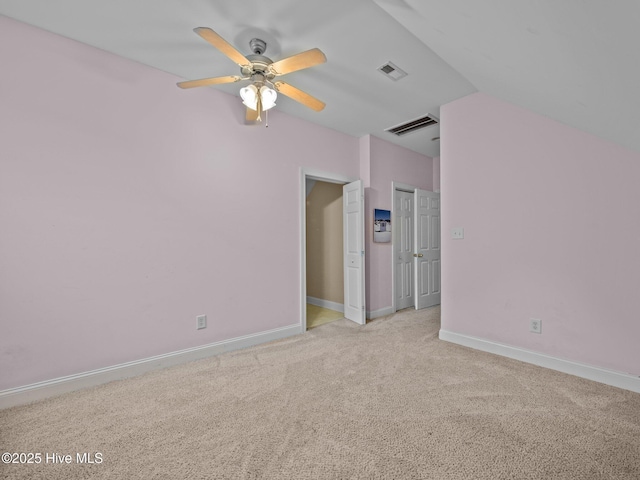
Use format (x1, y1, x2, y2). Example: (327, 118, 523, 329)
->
(299, 169, 364, 331)
(305, 178, 344, 329)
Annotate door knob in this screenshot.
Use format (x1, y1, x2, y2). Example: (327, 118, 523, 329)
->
(413, 253, 424, 257)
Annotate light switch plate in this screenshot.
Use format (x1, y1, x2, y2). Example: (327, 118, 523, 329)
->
(452, 227, 464, 239)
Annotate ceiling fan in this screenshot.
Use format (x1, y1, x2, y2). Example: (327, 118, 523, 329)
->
(177, 27, 327, 122)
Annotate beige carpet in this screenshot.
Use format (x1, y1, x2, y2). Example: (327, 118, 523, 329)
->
(306, 303, 344, 329)
(2, 306, 640, 479)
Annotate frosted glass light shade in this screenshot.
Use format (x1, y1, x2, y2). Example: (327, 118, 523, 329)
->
(240, 84, 258, 110)
(260, 86, 277, 111)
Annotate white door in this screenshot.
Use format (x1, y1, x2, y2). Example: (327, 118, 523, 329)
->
(394, 190, 414, 310)
(414, 189, 441, 309)
(343, 180, 366, 324)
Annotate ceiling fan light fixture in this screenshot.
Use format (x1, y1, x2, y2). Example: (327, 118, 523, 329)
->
(240, 84, 259, 110)
(240, 84, 277, 112)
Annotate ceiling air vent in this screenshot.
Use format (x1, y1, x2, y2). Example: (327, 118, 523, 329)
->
(378, 61, 407, 81)
(385, 114, 439, 136)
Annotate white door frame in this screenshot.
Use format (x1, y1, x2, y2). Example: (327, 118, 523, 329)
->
(391, 181, 419, 313)
(393, 188, 415, 311)
(299, 168, 359, 333)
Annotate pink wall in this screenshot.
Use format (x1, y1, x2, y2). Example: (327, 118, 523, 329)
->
(0, 17, 361, 390)
(365, 135, 433, 314)
(440, 92, 640, 376)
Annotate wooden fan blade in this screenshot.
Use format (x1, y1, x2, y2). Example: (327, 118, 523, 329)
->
(246, 107, 259, 122)
(269, 48, 326, 76)
(194, 27, 251, 66)
(274, 82, 325, 112)
(177, 75, 244, 89)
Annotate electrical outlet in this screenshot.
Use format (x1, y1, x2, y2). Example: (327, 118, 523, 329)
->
(452, 227, 464, 239)
(196, 314, 207, 330)
(529, 318, 542, 334)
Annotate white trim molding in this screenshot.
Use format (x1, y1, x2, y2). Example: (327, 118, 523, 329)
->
(306, 296, 344, 313)
(0, 324, 301, 410)
(439, 329, 640, 394)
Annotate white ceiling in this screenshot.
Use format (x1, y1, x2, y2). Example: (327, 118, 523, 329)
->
(2, 0, 639, 158)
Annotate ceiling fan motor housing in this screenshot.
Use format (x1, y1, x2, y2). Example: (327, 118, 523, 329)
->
(242, 45, 276, 82)
(249, 38, 267, 55)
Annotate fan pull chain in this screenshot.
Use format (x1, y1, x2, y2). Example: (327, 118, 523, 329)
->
(256, 93, 263, 122)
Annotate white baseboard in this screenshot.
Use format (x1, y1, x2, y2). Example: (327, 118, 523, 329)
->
(368, 306, 395, 320)
(0, 324, 300, 410)
(439, 329, 640, 394)
(306, 296, 344, 313)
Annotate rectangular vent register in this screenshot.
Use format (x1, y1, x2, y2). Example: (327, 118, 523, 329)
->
(385, 114, 439, 136)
